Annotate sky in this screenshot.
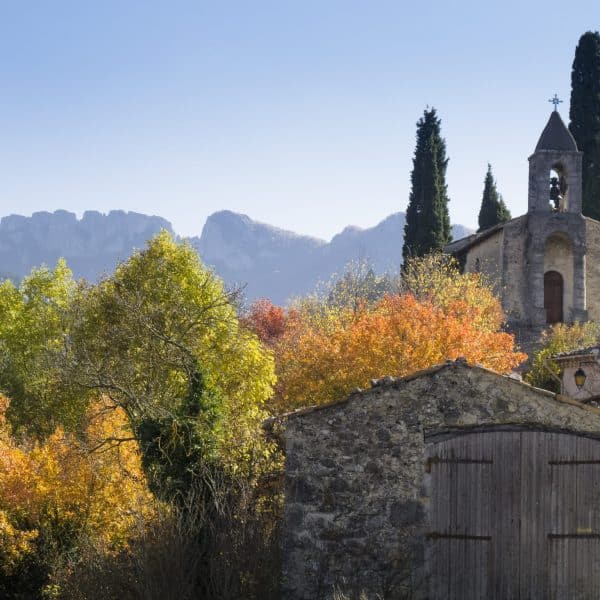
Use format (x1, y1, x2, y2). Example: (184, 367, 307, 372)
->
(0, 1, 597, 240)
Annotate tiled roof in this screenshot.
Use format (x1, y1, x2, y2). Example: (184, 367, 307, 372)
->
(444, 217, 521, 255)
(553, 346, 600, 359)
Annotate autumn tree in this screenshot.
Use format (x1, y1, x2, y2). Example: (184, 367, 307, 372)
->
(243, 298, 288, 347)
(0, 395, 154, 598)
(62, 231, 275, 490)
(270, 254, 524, 411)
(400, 253, 503, 332)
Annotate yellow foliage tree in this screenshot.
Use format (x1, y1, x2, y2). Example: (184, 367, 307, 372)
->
(0, 394, 154, 578)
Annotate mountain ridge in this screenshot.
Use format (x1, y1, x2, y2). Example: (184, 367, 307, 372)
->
(0, 208, 473, 304)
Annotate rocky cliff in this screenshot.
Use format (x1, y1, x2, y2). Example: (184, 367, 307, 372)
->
(0, 209, 472, 304)
(192, 210, 473, 304)
(0, 210, 173, 282)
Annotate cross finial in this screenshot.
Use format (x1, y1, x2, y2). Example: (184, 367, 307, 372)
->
(549, 93, 563, 111)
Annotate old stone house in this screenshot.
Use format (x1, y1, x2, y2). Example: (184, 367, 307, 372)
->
(282, 360, 600, 599)
(445, 109, 600, 331)
(554, 346, 600, 405)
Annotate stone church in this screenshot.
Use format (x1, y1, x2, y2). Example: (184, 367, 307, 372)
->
(280, 109, 600, 600)
(445, 109, 600, 330)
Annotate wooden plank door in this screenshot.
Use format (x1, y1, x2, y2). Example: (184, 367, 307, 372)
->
(519, 430, 552, 599)
(546, 433, 600, 600)
(426, 432, 520, 599)
(427, 430, 600, 599)
(544, 270, 564, 324)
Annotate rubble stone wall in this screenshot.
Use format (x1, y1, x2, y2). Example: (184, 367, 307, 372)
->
(282, 361, 600, 599)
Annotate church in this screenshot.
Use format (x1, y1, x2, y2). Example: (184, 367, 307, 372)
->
(445, 107, 600, 331)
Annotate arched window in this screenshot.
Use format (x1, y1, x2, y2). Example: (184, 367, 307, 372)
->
(544, 270, 564, 323)
(549, 164, 569, 212)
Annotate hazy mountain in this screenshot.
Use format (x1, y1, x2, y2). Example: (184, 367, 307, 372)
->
(0, 209, 473, 304)
(0, 210, 173, 282)
(191, 210, 473, 304)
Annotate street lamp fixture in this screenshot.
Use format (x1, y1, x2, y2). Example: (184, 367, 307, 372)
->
(574, 367, 587, 389)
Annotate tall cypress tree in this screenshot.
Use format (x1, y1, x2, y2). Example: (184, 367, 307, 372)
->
(569, 31, 600, 220)
(402, 108, 451, 262)
(477, 164, 511, 231)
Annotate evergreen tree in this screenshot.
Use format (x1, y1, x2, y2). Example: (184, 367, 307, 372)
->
(402, 108, 451, 262)
(569, 31, 600, 220)
(477, 164, 511, 231)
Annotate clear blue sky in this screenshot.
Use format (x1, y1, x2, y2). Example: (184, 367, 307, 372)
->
(0, 1, 597, 239)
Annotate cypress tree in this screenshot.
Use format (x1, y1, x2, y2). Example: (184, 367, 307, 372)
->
(569, 31, 600, 220)
(477, 164, 511, 231)
(402, 108, 451, 262)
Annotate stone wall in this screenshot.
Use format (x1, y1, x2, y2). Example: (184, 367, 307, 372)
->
(561, 360, 600, 401)
(527, 149, 582, 214)
(524, 211, 587, 326)
(500, 216, 528, 324)
(463, 229, 503, 294)
(282, 361, 600, 599)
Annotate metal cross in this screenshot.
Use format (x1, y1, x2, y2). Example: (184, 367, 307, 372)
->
(549, 94, 563, 111)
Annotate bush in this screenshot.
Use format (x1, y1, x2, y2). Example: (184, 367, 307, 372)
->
(526, 322, 600, 392)
(57, 468, 282, 600)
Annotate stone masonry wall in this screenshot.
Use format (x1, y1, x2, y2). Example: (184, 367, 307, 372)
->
(282, 361, 600, 599)
(500, 215, 528, 324)
(525, 211, 587, 326)
(463, 229, 503, 295)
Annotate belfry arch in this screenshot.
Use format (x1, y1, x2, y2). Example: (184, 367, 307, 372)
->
(549, 162, 569, 212)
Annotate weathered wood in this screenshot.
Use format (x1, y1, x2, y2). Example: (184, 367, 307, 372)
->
(427, 429, 600, 599)
(544, 270, 564, 323)
(427, 432, 494, 598)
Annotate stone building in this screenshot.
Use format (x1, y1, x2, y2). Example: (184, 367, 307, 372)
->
(554, 345, 600, 404)
(281, 360, 600, 599)
(445, 109, 600, 330)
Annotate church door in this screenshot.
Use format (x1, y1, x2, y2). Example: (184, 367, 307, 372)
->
(426, 430, 600, 599)
(544, 270, 563, 323)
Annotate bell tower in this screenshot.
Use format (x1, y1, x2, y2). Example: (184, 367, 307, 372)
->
(525, 101, 587, 326)
(528, 107, 582, 214)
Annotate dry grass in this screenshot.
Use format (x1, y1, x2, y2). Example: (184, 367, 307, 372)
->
(56, 470, 282, 600)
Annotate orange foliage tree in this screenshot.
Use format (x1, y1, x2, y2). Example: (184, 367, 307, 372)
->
(0, 394, 154, 582)
(246, 255, 526, 412)
(243, 299, 290, 348)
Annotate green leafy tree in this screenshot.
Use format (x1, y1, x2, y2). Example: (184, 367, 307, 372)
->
(62, 231, 276, 478)
(136, 363, 222, 504)
(569, 31, 600, 220)
(0, 260, 82, 436)
(402, 107, 451, 262)
(477, 164, 511, 231)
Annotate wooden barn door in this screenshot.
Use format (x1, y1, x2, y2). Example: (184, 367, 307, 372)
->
(426, 430, 600, 599)
(544, 270, 564, 324)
